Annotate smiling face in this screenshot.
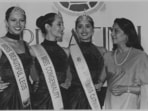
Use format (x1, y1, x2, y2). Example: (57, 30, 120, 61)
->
(6, 7, 26, 35)
(76, 15, 94, 42)
(49, 14, 64, 42)
(111, 23, 128, 46)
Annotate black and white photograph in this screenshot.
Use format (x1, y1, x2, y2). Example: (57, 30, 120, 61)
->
(0, 0, 147, 110)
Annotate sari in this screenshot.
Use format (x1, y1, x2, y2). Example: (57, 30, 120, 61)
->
(104, 48, 148, 109)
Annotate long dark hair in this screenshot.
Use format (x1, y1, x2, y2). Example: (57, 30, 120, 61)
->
(113, 18, 143, 51)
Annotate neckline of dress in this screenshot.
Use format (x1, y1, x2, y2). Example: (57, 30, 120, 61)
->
(6, 32, 20, 40)
(114, 47, 132, 66)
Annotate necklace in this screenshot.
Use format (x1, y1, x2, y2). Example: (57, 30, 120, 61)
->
(114, 47, 132, 66)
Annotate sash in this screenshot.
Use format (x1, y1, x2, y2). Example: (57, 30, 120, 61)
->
(31, 45, 63, 109)
(70, 30, 101, 109)
(0, 39, 31, 108)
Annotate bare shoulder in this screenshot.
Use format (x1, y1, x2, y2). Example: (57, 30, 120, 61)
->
(62, 47, 70, 57)
(23, 41, 32, 53)
(28, 43, 36, 57)
(29, 46, 36, 57)
(24, 41, 30, 47)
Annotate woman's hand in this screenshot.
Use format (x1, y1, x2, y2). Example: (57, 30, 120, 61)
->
(0, 77, 9, 92)
(33, 81, 39, 92)
(60, 79, 71, 89)
(95, 82, 103, 91)
(111, 85, 127, 96)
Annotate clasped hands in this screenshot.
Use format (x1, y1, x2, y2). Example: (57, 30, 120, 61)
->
(95, 82, 129, 96)
(111, 85, 129, 96)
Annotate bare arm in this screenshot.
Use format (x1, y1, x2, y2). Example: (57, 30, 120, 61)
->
(111, 85, 140, 96)
(28, 45, 40, 92)
(28, 45, 39, 81)
(95, 48, 107, 91)
(95, 65, 107, 91)
(60, 47, 72, 89)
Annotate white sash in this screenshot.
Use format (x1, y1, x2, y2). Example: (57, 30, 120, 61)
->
(70, 38, 101, 109)
(0, 39, 31, 108)
(31, 45, 63, 109)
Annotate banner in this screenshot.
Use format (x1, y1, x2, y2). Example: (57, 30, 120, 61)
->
(70, 30, 101, 109)
(31, 45, 63, 109)
(0, 39, 31, 108)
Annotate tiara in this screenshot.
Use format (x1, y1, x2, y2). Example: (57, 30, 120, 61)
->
(12, 6, 25, 16)
(77, 14, 91, 22)
(77, 8, 92, 21)
(57, 11, 62, 18)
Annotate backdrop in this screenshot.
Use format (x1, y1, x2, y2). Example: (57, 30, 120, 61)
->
(0, 0, 147, 53)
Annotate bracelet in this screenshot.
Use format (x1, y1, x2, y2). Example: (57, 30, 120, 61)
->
(127, 86, 130, 93)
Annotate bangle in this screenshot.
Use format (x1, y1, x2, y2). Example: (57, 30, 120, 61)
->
(127, 86, 130, 93)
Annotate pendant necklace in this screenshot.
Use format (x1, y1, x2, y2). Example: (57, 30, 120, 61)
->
(114, 47, 132, 66)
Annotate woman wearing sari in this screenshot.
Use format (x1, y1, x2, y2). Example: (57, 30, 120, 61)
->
(97, 18, 148, 109)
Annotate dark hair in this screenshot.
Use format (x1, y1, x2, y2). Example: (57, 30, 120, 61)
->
(75, 15, 94, 29)
(5, 6, 26, 21)
(113, 18, 143, 51)
(36, 13, 57, 35)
